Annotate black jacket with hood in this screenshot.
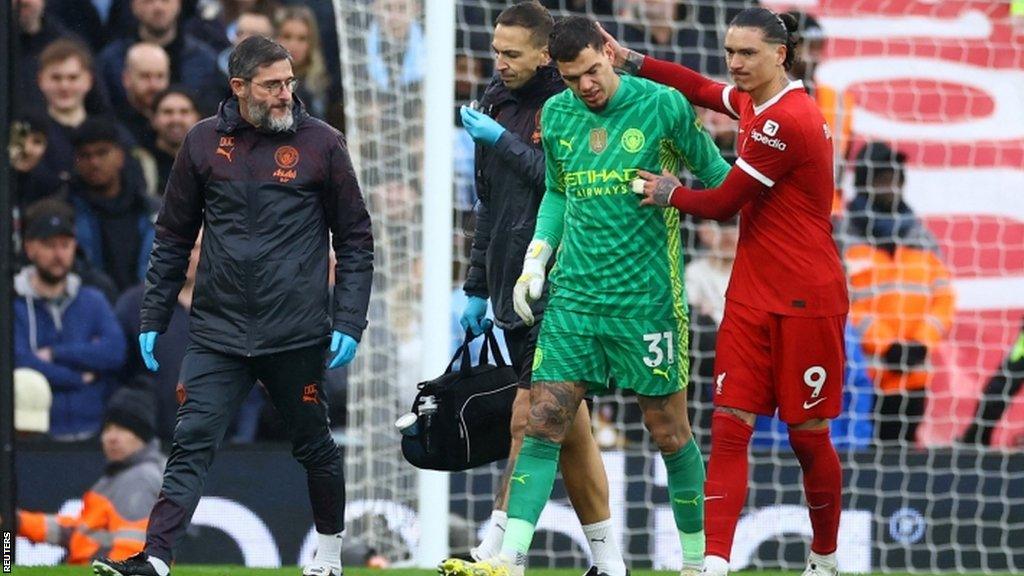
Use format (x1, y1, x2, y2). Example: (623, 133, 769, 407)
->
(140, 96, 373, 356)
(463, 65, 565, 329)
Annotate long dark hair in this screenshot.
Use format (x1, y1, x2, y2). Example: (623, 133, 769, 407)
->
(730, 8, 800, 71)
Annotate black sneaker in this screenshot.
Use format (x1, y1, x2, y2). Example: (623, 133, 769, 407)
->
(582, 566, 631, 576)
(92, 552, 165, 576)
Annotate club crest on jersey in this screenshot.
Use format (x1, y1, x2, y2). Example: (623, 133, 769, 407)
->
(621, 128, 645, 153)
(763, 119, 780, 136)
(589, 127, 608, 154)
(273, 145, 299, 182)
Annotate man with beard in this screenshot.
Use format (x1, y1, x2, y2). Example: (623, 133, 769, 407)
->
(148, 87, 200, 195)
(92, 36, 374, 576)
(13, 199, 127, 440)
(116, 43, 171, 150)
(68, 118, 156, 294)
(99, 0, 220, 115)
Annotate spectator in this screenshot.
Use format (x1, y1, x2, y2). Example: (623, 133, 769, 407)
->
(687, 218, 738, 328)
(275, 5, 332, 119)
(787, 10, 853, 213)
(15, 387, 165, 564)
(838, 142, 956, 444)
(10, 110, 60, 214)
(14, 368, 52, 439)
(115, 231, 201, 446)
(149, 87, 200, 195)
(211, 9, 276, 104)
(185, 0, 279, 52)
(116, 42, 171, 151)
(610, 0, 724, 76)
(960, 320, 1024, 446)
(45, 0, 137, 54)
(69, 117, 156, 293)
(35, 39, 104, 181)
(16, 0, 114, 116)
(539, 0, 613, 16)
(366, 0, 424, 91)
(99, 0, 221, 115)
(13, 198, 127, 441)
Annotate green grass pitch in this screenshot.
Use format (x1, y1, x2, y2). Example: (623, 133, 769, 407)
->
(5, 568, 998, 576)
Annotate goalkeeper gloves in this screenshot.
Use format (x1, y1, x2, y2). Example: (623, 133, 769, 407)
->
(513, 240, 553, 326)
(460, 105, 505, 146)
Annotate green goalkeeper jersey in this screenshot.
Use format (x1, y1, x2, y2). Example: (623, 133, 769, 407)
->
(537, 75, 730, 320)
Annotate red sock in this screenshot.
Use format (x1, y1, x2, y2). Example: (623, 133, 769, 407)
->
(789, 426, 842, 555)
(705, 411, 754, 560)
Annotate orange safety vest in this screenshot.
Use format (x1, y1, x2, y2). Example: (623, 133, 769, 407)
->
(844, 243, 956, 393)
(818, 84, 855, 216)
(17, 445, 163, 564)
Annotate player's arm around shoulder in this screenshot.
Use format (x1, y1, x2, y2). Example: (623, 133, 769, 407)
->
(662, 87, 731, 187)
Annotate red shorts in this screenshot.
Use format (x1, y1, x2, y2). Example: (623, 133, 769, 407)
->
(712, 300, 845, 424)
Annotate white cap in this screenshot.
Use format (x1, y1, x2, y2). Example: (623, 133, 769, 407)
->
(14, 368, 52, 433)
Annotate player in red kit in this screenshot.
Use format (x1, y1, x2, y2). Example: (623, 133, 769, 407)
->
(602, 8, 848, 576)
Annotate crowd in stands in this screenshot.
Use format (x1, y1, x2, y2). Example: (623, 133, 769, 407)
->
(10, 0, 347, 445)
(10, 0, 1020, 450)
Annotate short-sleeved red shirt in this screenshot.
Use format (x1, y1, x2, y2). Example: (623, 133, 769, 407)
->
(720, 81, 849, 317)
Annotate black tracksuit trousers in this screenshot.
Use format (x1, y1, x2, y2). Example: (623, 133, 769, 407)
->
(144, 341, 344, 562)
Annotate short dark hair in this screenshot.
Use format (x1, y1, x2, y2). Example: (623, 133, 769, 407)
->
(38, 38, 94, 74)
(548, 16, 604, 63)
(228, 35, 292, 80)
(495, 1, 554, 48)
(854, 142, 907, 190)
(787, 11, 824, 43)
(72, 117, 123, 149)
(151, 85, 198, 115)
(730, 8, 800, 71)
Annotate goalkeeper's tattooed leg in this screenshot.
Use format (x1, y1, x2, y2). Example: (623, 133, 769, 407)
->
(494, 389, 532, 511)
(527, 381, 588, 443)
(501, 381, 588, 560)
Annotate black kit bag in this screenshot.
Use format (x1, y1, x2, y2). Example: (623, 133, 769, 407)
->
(401, 326, 518, 471)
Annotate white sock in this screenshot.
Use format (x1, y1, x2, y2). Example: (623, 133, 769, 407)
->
(314, 531, 344, 570)
(808, 551, 837, 568)
(474, 510, 508, 560)
(582, 519, 626, 576)
(704, 555, 730, 575)
(147, 556, 171, 576)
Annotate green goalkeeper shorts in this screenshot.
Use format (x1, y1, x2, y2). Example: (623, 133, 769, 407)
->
(532, 307, 689, 396)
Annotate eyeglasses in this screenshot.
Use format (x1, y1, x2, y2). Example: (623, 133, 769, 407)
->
(247, 77, 298, 95)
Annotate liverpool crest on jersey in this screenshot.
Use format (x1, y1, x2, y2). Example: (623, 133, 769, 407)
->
(589, 127, 608, 154)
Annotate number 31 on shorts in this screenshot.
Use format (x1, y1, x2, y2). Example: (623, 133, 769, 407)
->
(643, 331, 675, 367)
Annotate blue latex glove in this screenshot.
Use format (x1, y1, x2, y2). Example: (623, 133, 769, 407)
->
(327, 330, 358, 369)
(139, 331, 160, 372)
(460, 105, 505, 146)
(460, 296, 491, 336)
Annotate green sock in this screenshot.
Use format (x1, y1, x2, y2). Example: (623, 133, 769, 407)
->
(503, 436, 561, 555)
(663, 438, 706, 566)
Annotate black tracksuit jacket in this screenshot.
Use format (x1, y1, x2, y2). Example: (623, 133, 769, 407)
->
(462, 65, 565, 330)
(140, 96, 373, 356)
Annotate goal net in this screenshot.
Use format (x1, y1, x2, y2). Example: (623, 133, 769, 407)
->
(336, 0, 1024, 571)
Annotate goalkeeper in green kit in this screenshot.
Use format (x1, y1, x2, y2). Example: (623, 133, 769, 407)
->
(440, 15, 731, 576)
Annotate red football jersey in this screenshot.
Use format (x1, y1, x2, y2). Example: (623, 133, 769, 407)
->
(717, 81, 849, 317)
